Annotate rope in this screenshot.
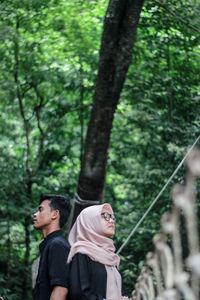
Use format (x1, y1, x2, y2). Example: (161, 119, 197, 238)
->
(117, 135, 200, 255)
(74, 191, 100, 205)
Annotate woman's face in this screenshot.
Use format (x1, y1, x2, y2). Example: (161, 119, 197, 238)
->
(100, 205, 115, 237)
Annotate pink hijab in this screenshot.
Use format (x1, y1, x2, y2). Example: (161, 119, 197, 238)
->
(67, 203, 120, 267)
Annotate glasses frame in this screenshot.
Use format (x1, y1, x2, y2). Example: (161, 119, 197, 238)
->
(101, 212, 115, 222)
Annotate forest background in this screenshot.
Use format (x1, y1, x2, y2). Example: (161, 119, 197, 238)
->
(0, 0, 200, 299)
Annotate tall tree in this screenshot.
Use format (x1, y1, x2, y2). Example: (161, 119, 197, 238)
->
(72, 0, 145, 223)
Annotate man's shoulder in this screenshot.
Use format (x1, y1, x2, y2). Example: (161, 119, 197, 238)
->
(50, 234, 70, 249)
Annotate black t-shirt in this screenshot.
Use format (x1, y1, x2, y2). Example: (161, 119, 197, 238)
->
(68, 253, 107, 300)
(34, 230, 70, 300)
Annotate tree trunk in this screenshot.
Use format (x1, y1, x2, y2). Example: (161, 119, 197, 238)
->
(71, 0, 145, 224)
(22, 179, 32, 299)
(6, 198, 11, 291)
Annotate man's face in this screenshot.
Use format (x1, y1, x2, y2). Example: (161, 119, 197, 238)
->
(33, 200, 53, 230)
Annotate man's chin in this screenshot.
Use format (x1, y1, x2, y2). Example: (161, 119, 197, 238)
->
(33, 223, 40, 229)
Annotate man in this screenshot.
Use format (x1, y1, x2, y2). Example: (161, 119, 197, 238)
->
(33, 194, 71, 300)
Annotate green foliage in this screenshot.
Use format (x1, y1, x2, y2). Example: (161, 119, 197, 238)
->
(0, 0, 200, 298)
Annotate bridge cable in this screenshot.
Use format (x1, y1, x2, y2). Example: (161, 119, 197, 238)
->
(117, 134, 200, 255)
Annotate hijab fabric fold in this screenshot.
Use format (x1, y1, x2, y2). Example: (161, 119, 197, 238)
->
(67, 204, 120, 267)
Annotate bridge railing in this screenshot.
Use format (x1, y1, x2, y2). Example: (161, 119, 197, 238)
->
(131, 148, 200, 300)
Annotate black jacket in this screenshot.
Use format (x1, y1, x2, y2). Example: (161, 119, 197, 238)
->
(68, 253, 107, 300)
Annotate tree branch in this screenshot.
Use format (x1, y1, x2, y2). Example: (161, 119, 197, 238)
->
(32, 85, 46, 175)
(45, 103, 91, 137)
(14, 16, 31, 177)
(31, 83, 91, 175)
(155, 0, 200, 34)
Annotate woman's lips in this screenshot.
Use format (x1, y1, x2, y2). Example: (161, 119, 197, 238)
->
(108, 225, 114, 229)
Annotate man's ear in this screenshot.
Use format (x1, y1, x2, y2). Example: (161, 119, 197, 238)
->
(51, 209, 59, 220)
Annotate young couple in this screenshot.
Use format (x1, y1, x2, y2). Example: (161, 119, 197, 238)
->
(33, 194, 129, 300)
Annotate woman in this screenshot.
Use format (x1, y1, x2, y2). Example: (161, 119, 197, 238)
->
(67, 203, 129, 300)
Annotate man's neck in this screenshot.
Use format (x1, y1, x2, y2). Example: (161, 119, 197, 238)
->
(42, 225, 60, 238)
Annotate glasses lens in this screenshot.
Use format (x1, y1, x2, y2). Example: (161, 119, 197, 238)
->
(101, 212, 115, 221)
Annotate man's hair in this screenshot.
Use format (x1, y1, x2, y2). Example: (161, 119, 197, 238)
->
(40, 194, 71, 228)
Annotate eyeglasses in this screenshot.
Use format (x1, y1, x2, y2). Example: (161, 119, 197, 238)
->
(101, 212, 115, 222)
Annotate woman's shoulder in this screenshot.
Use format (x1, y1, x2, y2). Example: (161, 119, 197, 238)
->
(71, 253, 106, 270)
(72, 252, 95, 264)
